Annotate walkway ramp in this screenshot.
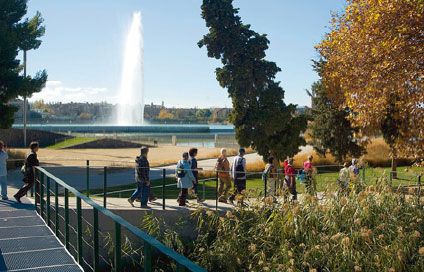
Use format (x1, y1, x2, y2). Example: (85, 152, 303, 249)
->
(0, 199, 82, 272)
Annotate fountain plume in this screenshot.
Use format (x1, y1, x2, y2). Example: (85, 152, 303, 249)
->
(116, 11, 144, 125)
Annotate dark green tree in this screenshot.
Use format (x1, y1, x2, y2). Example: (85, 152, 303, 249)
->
(0, 0, 47, 128)
(198, 0, 307, 161)
(307, 60, 365, 163)
(195, 109, 212, 120)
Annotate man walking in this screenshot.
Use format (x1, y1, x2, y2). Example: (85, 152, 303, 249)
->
(229, 148, 247, 205)
(0, 141, 8, 200)
(189, 148, 203, 203)
(128, 147, 150, 208)
(216, 148, 231, 203)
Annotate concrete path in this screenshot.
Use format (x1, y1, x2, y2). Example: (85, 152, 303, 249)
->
(0, 188, 82, 272)
(7, 153, 262, 191)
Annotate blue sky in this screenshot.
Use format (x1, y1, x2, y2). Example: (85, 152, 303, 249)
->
(26, 0, 345, 108)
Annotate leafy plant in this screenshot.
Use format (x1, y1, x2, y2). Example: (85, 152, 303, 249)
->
(141, 183, 424, 271)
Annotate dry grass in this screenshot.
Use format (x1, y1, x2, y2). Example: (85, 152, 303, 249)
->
(6, 149, 26, 169)
(14, 146, 241, 168)
(246, 160, 265, 172)
(7, 149, 26, 160)
(293, 150, 337, 168)
(292, 138, 414, 168)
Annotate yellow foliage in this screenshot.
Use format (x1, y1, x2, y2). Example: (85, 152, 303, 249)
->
(317, 0, 424, 157)
(157, 109, 175, 119)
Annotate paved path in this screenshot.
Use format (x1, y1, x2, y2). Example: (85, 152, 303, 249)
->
(0, 189, 82, 272)
(7, 153, 262, 192)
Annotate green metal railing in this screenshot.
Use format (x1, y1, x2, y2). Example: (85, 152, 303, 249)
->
(34, 166, 206, 272)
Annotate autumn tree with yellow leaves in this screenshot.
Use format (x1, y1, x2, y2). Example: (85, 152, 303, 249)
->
(317, 0, 424, 173)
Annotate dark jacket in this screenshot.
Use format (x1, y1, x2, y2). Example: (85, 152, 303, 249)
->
(189, 156, 198, 181)
(23, 152, 39, 183)
(135, 155, 149, 184)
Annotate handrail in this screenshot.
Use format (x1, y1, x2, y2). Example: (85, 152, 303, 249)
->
(35, 166, 206, 272)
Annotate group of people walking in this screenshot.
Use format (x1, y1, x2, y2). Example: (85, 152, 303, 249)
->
(127, 146, 250, 208)
(0, 139, 362, 208)
(262, 155, 315, 201)
(0, 140, 40, 203)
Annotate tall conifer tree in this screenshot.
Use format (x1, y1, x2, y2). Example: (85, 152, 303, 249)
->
(198, 0, 306, 161)
(0, 0, 47, 128)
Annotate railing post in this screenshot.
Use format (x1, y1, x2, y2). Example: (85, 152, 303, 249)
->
(54, 182, 59, 236)
(103, 166, 107, 208)
(114, 222, 122, 272)
(40, 173, 44, 219)
(162, 168, 166, 210)
(93, 208, 99, 272)
(64, 188, 70, 250)
(77, 197, 83, 265)
(144, 243, 152, 272)
(215, 171, 218, 211)
(86, 160, 90, 197)
(46, 176, 51, 227)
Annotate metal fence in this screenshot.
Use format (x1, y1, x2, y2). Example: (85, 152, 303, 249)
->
(67, 161, 422, 211)
(34, 166, 206, 272)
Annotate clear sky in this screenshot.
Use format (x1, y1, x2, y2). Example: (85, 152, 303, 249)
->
(26, 0, 345, 108)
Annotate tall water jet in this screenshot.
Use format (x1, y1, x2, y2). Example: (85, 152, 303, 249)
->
(116, 11, 144, 125)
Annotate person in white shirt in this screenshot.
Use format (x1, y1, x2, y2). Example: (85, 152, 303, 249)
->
(0, 141, 9, 200)
(229, 148, 246, 205)
(337, 162, 350, 195)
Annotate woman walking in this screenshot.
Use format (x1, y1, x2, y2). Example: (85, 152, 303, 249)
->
(14, 141, 40, 203)
(216, 148, 231, 203)
(176, 152, 196, 206)
(303, 155, 316, 195)
(263, 157, 278, 198)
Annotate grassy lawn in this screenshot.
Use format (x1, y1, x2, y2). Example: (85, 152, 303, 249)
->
(47, 137, 96, 149)
(86, 166, 422, 200)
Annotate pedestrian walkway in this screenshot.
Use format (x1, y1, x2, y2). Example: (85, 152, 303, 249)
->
(0, 196, 82, 272)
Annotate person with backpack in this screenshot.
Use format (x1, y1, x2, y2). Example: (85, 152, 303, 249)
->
(0, 141, 8, 200)
(216, 148, 231, 203)
(14, 141, 40, 203)
(128, 147, 150, 208)
(263, 157, 278, 198)
(189, 148, 203, 203)
(229, 148, 247, 205)
(176, 152, 196, 206)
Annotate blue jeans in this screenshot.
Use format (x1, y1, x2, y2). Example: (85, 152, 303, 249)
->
(130, 182, 149, 205)
(0, 176, 7, 199)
